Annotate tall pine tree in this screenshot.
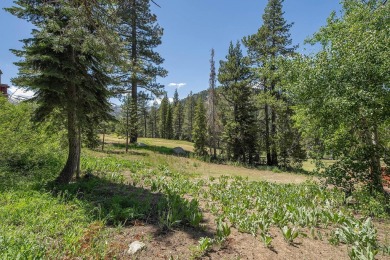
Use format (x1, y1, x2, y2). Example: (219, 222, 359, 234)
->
(148, 100, 159, 138)
(218, 41, 258, 164)
(8, 1, 117, 183)
(138, 91, 150, 137)
(207, 48, 220, 158)
(119, 94, 132, 152)
(166, 101, 174, 139)
(117, 0, 167, 143)
(159, 94, 169, 138)
(183, 91, 195, 141)
(173, 89, 184, 140)
(243, 0, 296, 166)
(193, 96, 208, 157)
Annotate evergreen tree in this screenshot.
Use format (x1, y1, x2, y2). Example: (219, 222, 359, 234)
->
(193, 97, 208, 157)
(166, 102, 173, 139)
(182, 91, 195, 141)
(218, 41, 257, 164)
(138, 91, 150, 137)
(173, 89, 184, 139)
(207, 48, 220, 158)
(117, 0, 167, 143)
(119, 94, 132, 152)
(275, 103, 306, 169)
(148, 100, 159, 138)
(8, 1, 117, 183)
(159, 95, 169, 138)
(173, 88, 179, 107)
(243, 0, 297, 166)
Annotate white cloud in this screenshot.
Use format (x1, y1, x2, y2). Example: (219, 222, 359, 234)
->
(8, 86, 35, 100)
(168, 82, 187, 89)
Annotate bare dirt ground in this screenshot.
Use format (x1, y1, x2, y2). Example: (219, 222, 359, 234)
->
(108, 224, 351, 260)
(105, 211, 390, 260)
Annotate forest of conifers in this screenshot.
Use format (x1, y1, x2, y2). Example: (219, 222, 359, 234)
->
(0, 0, 389, 259)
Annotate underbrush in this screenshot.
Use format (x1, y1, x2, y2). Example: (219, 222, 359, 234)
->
(348, 188, 390, 218)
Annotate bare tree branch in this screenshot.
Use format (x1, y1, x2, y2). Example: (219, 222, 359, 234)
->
(151, 0, 161, 8)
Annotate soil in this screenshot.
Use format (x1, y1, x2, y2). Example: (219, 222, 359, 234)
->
(107, 224, 350, 260)
(105, 219, 390, 260)
(102, 180, 390, 260)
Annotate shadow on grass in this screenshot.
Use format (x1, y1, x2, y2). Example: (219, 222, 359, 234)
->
(97, 148, 149, 157)
(261, 166, 315, 176)
(111, 142, 191, 157)
(48, 174, 211, 239)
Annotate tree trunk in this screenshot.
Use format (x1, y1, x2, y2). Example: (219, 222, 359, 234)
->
(102, 129, 105, 151)
(144, 111, 147, 138)
(130, 0, 138, 144)
(76, 124, 81, 179)
(130, 89, 138, 143)
(56, 85, 80, 184)
(369, 127, 383, 192)
(271, 108, 278, 166)
(362, 119, 383, 193)
(265, 104, 271, 166)
(126, 104, 129, 153)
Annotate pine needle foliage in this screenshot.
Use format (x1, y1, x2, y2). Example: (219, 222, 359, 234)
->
(193, 97, 208, 157)
(218, 42, 258, 164)
(7, 0, 118, 183)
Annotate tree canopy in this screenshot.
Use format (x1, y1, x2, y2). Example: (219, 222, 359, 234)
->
(8, 0, 119, 183)
(285, 0, 390, 192)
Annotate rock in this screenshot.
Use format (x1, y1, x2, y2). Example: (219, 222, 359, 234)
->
(137, 142, 147, 147)
(127, 241, 146, 255)
(172, 147, 187, 156)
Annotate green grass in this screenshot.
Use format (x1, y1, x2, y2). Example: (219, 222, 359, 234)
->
(1, 134, 389, 259)
(99, 135, 312, 183)
(302, 159, 336, 172)
(0, 149, 205, 259)
(0, 190, 109, 259)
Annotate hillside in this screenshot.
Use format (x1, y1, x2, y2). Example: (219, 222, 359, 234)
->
(2, 134, 389, 259)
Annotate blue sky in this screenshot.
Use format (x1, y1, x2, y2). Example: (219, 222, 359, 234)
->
(0, 0, 341, 100)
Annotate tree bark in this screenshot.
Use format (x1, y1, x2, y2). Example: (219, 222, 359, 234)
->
(265, 104, 271, 166)
(76, 124, 81, 179)
(102, 129, 105, 151)
(130, 0, 138, 144)
(144, 110, 147, 138)
(369, 126, 383, 192)
(271, 108, 278, 166)
(56, 84, 80, 184)
(126, 104, 129, 153)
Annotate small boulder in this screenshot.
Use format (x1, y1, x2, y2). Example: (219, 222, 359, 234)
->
(127, 241, 146, 255)
(137, 142, 147, 147)
(172, 147, 187, 156)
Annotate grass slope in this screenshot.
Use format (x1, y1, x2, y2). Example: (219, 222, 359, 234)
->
(0, 135, 389, 259)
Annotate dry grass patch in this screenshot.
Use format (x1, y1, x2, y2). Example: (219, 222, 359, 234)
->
(98, 135, 311, 184)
